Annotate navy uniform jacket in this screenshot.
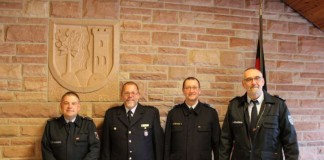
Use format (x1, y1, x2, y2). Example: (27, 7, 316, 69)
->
(164, 102, 221, 160)
(41, 115, 100, 160)
(219, 91, 299, 160)
(100, 103, 164, 160)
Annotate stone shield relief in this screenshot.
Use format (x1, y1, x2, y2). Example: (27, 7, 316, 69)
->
(49, 19, 119, 101)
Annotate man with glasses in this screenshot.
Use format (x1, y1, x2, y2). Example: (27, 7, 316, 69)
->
(164, 77, 221, 160)
(219, 68, 299, 160)
(100, 81, 164, 160)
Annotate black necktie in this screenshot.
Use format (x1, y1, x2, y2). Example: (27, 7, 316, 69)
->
(250, 100, 258, 141)
(68, 122, 74, 133)
(127, 110, 132, 123)
(67, 122, 75, 160)
(189, 107, 194, 114)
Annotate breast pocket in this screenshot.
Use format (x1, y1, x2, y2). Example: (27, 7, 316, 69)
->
(197, 125, 211, 132)
(262, 115, 279, 140)
(75, 132, 88, 146)
(263, 116, 279, 129)
(171, 124, 184, 132)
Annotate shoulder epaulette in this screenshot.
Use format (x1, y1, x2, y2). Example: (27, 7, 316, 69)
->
(144, 105, 155, 109)
(201, 102, 211, 108)
(173, 103, 182, 108)
(274, 95, 285, 101)
(47, 117, 59, 121)
(230, 96, 241, 102)
(81, 116, 93, 121)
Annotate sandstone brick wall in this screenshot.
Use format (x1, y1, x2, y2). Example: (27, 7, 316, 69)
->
(1, 0, 324, 159)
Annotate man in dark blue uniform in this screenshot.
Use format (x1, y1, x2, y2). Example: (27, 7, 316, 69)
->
(41, 91, 100, 160)
(164, 77, 221, 160)
(100, 81, 164, 160)
(219, 68, 299, 160)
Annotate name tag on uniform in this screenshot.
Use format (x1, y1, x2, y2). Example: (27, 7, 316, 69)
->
(50, 141, 62, 144)
(141, 124, 150, 137)
(232, 121, 243, 124)
(172, 122, 182, 126)
(141, 124, 149, 129)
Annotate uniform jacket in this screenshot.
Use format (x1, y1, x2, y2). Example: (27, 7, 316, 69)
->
(164, 101, 221, 160)
(41, 115, 100, 160)
(100, 103, 164, 160)
(219, 91, 299, 160)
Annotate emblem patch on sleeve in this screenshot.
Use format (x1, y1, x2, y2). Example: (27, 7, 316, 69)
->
(288, 115, 294, 125)
(94, 131, 100, 140)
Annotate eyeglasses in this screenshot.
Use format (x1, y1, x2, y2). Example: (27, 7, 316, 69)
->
(184, 86, 199, 90)
(244, 76, 263, 83)
(122, 92, 138, 96)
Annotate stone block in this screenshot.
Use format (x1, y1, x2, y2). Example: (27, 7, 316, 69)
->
(181, 41, 206, 48)
(23, 65, 47, 77)
(0, 80, 7, 90)
(13, 56, 47, 64)
(121, 31, 150, 45)
(0, 43, 15, 55)
(0, 126, 19, 136)
(18, 17, 48, 24)
(0, 103, 57, 118)
(0, 64, 22, 79)
(17, 44, 47, 55)
(23, 0, 49, 17)
(51, 1, 81, 18)
(153, 54, 186, 65)
(120, 53, 153, 64)
(8, 80, 22, 91)
(189, 49, 220, 66)
(21, 125, 44, 136)
(229, 37, 255, 51)
(120, 7, 151, 15)
(3, 146, 34, 158)
(168, 66, 195, 80)
(158, 47, 187, 55)
(148, 81, 177, 88)
(220, 51, 243, 67)
(152, 32, 179, 46)
(23, 77, 47, 91)
(15, 92, 47, 101)
(267, 20, 288, 33)
(279, 41, 297, 53)
(298, 36, 324, 54)
(0, 1, 22, 9)
(11, 137, 35, 145)
(153, 10, 178, 24)
(83, 0, 119, 19)
(6, 25, 47, 42)
(130, 73, 167, 80)
(269, 71, 293, 83)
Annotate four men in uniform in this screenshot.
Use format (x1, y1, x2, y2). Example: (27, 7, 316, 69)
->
(42, 73, 299, 160)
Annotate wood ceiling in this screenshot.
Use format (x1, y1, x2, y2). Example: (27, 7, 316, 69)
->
(283, 0, 324, 31)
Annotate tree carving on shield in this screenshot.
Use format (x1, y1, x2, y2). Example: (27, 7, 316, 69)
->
(49, 20, 116, 93)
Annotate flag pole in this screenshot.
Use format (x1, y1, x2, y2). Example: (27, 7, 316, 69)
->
(259, 0, 263, 68)
(256, 0, 267, 91)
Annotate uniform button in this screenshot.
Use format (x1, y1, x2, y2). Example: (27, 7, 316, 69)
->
(129, 140, 131, 143)
(129, 150, 132, 153)
(129, 157, 132, 160)
(128, 131, 131, 134)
